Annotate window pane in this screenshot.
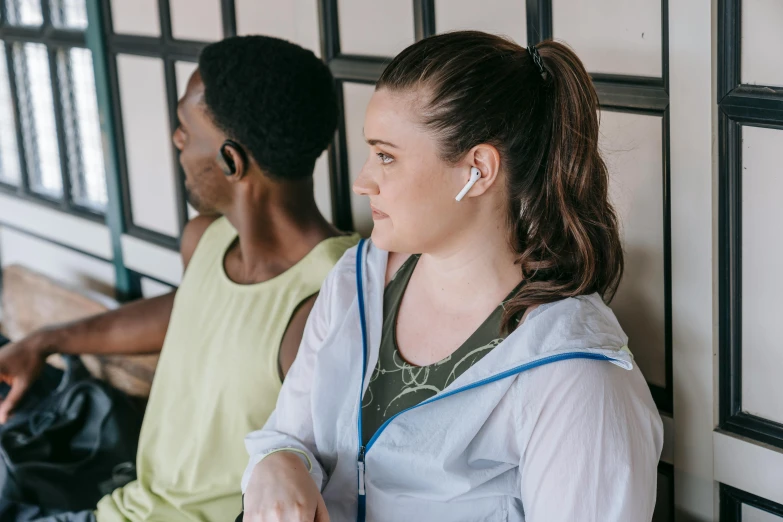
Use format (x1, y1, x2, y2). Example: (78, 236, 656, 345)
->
(742, 0, 783, 88)
(338, 0, 414, 57)
(50, 0, 88, 30)
(0, 44, 22, 186)
(235, 0, 321, 57)
(435, 0, 527, 47)
(552, 0, 662, 77)
(116, 54, 178, 237)
(174, 60, 197, 99)
(5, 0, 44, 26)
(169, 0, 221, 42)
(109, 0, 160, 36)
(742, 504, 782, 522)
(58, 48, 107, 210)
(741, 126, 783, 425)
(13, 43, 63, 198)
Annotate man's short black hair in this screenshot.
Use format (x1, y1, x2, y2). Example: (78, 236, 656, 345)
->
(199, 35, 338, 180)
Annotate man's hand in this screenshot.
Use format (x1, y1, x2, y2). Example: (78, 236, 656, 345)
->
(243, 451, 329, 522)
(0, 332, 50, 423)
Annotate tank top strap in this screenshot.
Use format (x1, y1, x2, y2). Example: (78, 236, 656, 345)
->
(182, 217, 237, 281)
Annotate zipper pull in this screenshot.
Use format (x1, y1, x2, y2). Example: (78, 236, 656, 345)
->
(358, 446, 366, 495)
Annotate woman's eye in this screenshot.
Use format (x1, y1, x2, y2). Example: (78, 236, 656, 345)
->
(376, 152, 394, 164)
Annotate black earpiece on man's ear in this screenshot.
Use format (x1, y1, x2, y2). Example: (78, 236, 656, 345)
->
(218, 139, 247, 176)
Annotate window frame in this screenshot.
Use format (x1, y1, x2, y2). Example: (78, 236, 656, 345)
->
(98, 0, 237, 250)
(718, 0, 783, 451)
(0, 0, 106, 221)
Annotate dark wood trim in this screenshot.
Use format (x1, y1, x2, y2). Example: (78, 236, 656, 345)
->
(329, 55, 388, 84)
(593, 75, 668, 112)
(221, 0, 237, 38)
(329, 81, 353, 231)
(526, 0, 552, 45)
(717, 0, 741, 101)
(656, 462, 675, 522)
(720, 484, 783, 521)
(413, 0, 436, 41)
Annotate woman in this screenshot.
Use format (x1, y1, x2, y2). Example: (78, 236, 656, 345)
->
(240, 32, 663, 522)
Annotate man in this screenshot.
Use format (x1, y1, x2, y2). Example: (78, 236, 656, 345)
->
(0, 35, 358, 521)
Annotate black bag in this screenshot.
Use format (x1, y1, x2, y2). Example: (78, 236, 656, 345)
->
(0, 334, 143, 512)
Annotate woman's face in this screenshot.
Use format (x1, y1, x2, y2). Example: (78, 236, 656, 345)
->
(353, 89, 480, 254)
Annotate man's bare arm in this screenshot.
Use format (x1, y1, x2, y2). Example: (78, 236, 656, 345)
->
(0, 214, 218, 421)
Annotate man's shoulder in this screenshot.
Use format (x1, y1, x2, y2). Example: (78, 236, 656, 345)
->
(320, 233, 362, 264)
(180, 214, 222, 269)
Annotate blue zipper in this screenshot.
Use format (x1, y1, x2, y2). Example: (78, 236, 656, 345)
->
(355, 239, 369, 522)
(353, 242, 620, 522)
(363, 350, 614, 454)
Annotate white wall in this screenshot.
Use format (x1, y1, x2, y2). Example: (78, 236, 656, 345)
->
(0, 226, 115, 297)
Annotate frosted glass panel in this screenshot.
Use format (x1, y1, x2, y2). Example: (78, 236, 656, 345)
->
(50, 0, 88, 29)
(175, 60, 198, 99)
(169, 0, 222, 42)
(109, 0, 160, 36)
(236, 0, 321, 57)
(553, 0, 662, 77)
(343, 82, 375, 236)
(742, 0, 783, 88)
(435, 0, 526, 46)
(338, 0, 414, 57)
(13, 43, 63, 198)
(314, 151, 332, 223)
(742, 126, 783, 425)
(743, 504, 783, 522)
(0, 44, 22, 186)
(58, 48, 107, 210)
(601, 110, 666, 387)
(116, 54, 179, 237)
(5, 0, 43, 26)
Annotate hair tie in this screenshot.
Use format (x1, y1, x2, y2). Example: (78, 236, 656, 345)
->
(528, 45, 547, 80)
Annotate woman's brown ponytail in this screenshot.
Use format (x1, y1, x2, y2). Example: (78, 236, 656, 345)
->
(502, 40, 623, 330)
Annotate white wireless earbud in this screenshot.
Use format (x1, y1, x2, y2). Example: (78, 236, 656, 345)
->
(455, 167, 481, 202)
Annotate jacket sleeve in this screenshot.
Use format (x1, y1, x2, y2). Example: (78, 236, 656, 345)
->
(516, 358, 663, 521)
(240, 265, 338, 493)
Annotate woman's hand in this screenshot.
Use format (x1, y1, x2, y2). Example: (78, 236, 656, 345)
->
(243, 451, 329, 522)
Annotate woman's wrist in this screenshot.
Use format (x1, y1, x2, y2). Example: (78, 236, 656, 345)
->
(261, 448, 313, 472)
(261, 450, 309, 471)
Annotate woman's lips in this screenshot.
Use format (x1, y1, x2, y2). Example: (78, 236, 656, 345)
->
(370, 205, 389, 219)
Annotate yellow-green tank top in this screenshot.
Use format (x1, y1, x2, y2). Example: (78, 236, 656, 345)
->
(96, 217, 359, 521)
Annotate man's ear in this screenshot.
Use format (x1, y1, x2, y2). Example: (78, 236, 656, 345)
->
(215, 149, 233, 176)
(220, 140, 247, 180)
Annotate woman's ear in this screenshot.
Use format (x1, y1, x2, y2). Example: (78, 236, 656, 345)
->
(461, 144, 501, 198)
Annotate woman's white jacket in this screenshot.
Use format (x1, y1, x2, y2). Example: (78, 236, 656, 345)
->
(242, 240, 663, 522)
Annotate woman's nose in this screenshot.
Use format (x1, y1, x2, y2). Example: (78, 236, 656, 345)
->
(353, 163, 379, 196)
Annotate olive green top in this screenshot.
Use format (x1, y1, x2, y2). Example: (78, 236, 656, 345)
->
(362, 254, 521, 445)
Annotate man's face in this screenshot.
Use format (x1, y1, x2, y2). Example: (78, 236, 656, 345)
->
(172, 69, 228, 214)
